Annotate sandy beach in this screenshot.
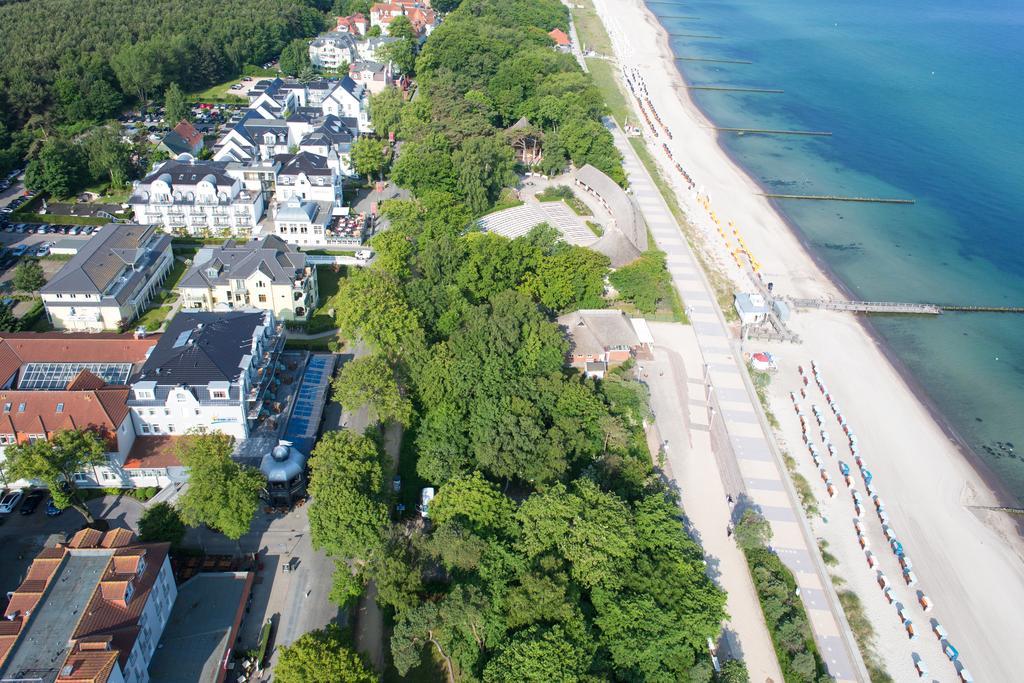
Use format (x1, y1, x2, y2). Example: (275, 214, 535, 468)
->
(589, 0, 1024, 679)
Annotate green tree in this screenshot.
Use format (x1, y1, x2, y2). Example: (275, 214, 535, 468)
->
(175, 431, 264, 540)
(349, 136, 389, 181)
(380, 37, 416, 75)
(734, 509, 773, 552)
(82, 124, 133, 188)
(718, 658, 751, 683)
(523, 245, 609, 312)
(332, 353, 412, 426)
(164, 82, 190, 123)
(24, 138, 85, 198)
(307, 430, 389, 561)
(279, 38, 311, 77)
(452, 134, 516, 215)
(2, 429, 107, 523)
(368, 228, 413, 279)
(608, 251, 673, 314)
(369, 87, 404, 139)
(0, 303, 19, 332)
(391, 133, 457, 195)
(12, 258, 45, 291)
(366, 25, 382, 38)
(138, 502, 187, 547)
(335, 268, 425, 360)
(275, 624, 376, 683)
(482, 624, 592, 682)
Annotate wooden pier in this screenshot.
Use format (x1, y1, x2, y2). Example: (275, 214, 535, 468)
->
(688, 85, 784, 93)
(789, 299, 1024, 315)
(677, 56, 752, 64)
(715, 128, 833, 137)
(789, 299, 942, 315)
(758, 192, 913, 204)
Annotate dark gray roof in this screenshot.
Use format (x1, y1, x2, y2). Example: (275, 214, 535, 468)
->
(136, 310, 270, 386)
(160, 130, 194, 156)
(41, 224, 171, 303)
(274, 151, 333, 177)
(141, 158, 234, 188)
(300, 115, 356, 147)
(179, 235, 306, 290)
(310, 31, 358, 50)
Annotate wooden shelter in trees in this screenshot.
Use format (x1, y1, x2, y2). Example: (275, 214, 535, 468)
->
(505, 117, 543, 165)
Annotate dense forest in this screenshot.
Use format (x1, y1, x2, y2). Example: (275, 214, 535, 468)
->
(365, 0, 625, 215)
(0, 0, 326, 173)
(304, 1, 735, 680)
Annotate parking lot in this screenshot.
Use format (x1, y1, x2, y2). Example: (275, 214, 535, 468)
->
(0, 492, 145, 597)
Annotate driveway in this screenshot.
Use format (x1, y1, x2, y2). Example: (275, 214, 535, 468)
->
(0, 493, 144, 595)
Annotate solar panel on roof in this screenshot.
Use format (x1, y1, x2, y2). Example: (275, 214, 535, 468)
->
(17, 362, 133, 390)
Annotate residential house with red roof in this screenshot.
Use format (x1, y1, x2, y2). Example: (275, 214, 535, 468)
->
(370, 2, 438, 38)
(548, 28, 571, 50)
(157, 120, 205, 157)
(0, 531, 176, 683)
(336, 12, 369, 35)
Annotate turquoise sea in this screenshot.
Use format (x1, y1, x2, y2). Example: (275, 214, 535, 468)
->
(651, 0, 1024, 500)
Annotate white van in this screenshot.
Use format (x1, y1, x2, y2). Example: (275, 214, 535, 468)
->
(355, 249, 374, 261)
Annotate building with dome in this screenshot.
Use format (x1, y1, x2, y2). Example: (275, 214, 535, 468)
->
(129, 155, 266, 237)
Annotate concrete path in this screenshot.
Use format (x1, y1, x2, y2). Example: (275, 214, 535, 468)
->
(643, 322, 783, 683)
(612, 123, 867, 682)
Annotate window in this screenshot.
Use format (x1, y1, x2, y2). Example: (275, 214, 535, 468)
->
(141, 424, 150, 434)
(17, 403, 25, 413)
(152, 425, 161, 434)
(0, 434, 14, 444)
(124, 582, 135, 604)
(258, 294, 267, 303)
(167, 424, 174, 433)
(55, 403, 64, 413)
(28, 434, 45, 444)
(2, 403, 9, 413)
(211, 390, 227, 400)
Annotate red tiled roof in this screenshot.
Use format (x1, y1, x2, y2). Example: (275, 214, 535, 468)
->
(72, 544, 171, 643)
(57, 643, 119, 683)
(0, 332, 158, 388)
(68, 528, 105, 549)
(172, 120, 203, 148)
(548, 28, 570, 46)
(67, 371, 107, 392)
(123, 436, 182, 469)
(0, 387, 130, 443)
(99, 528, 135, 549)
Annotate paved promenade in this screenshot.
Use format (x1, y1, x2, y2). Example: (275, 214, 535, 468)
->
(612, 124, 866, 681)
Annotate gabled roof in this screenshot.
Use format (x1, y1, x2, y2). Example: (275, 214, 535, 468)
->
(556, 309, 641, 357)
(135, 310, 271, 386)
(173, 120, 203, 148)
(41, 224, 168, 299)
(274, 151, 333, 177)
(140, 158, 235, 188)
(548, 28, 571, 46)
(178, 235, 307, 290)
(0, 386, 131, 439)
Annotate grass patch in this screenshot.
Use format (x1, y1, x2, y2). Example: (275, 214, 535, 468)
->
(172, 236, 228, 246)
(748, 363, 780, 429)
(163, 258, 189, 290)
(837, 590, 893, 683)
(41, 254, 73, 261)
(536, 185, 591, 216)
(304, 249, 357, 256)
(17, 213, 106, 226)
(188, 76, 248, 104)
(586, 57, 631, 127)
(782, 452, 819, 518)
(817, 538, 838, 567)
(586, 220, 603, 236)
(284, 338, 336, 352)
(136, 305, 173, 332)
(570, 0, 612, 55)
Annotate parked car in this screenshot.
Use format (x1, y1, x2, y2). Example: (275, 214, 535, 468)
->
(11, 244, 28, 257)
(0, 490, 23, 514)
(419, 487, 435, 518)
(69, 226, 80, 235)
(19, 490, 45, 515)
(46, 497, 63, 516)
(35, 244, 50, 257)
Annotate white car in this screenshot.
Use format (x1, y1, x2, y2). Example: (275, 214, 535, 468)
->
(355, 249, 374, 261)
(419, 487, 435, 518)
(0, 490, 23, 514)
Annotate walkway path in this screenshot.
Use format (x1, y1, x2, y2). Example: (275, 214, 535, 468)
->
(644, 322, 783, 682)
(612, 123, 866, 681)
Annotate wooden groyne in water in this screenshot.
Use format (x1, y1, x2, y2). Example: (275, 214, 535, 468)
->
(940, 305, 1024, 314)
(716, 128, 833, 137)
(669, 33, 723, 39)
(759, 192, 913, 203)
(677, 56, 753, 64)
(688, 86, 784, 93)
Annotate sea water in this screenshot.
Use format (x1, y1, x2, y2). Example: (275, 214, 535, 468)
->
(653, 0, 1024, 499)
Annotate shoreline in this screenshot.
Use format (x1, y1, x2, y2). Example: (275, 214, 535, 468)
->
(632, 0, 1021, 516)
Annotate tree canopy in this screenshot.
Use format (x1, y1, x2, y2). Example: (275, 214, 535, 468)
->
(175, 431, 264, 540)
(275, 624, 376, 683)
(2, 429, 107, 523)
